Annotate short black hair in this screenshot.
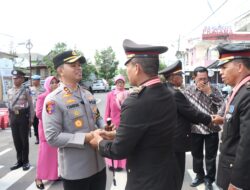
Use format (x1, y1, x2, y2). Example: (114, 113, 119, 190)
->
(236, 58, 250, 70)
(193, 66, 208, 77)
(132, 57, 159, 77)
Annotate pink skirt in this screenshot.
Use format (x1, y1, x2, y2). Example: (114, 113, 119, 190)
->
(36, 141, 58, 180)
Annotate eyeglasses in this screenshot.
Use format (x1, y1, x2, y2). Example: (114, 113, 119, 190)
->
(50, 81, 59, 85)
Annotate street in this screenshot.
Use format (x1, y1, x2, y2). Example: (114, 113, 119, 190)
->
(0, 92, 220, 190)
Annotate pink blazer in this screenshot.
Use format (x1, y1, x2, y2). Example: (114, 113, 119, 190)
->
(105, 90, 129, 127)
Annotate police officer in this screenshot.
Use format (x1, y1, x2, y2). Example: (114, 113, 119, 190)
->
(8, 70, 34, 171)
(30, 74, 45, 144)
(216, 43, 250, 190)
(159, 60, 218, 190)
(43, 50, 106, 190)
(90, 39, 179, 190)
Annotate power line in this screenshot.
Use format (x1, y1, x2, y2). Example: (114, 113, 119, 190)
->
(224, 9, 250, 25)
(185, 0, 229, 37)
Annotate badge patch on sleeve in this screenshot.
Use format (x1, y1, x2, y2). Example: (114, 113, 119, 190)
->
(46, 101, 56, 114)
(74, 119, 83, 128)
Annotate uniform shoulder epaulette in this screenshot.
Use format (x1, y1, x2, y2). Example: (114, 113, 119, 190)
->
(246, 81, 250, 90)
(129, 85, 146, 95)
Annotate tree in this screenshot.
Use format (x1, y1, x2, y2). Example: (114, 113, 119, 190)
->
(94, 47, 119, 85)
(43, 42, 96, 80)
(43, 42, 68, 75)
(82, 60, 97, 80)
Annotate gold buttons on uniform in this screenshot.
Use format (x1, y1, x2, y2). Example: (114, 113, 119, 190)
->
(230, 163, 233, 168)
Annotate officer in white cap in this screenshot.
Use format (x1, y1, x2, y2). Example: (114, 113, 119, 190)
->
(8, 69, 34, 171)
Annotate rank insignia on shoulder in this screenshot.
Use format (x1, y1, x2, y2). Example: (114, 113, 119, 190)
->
(129, 86, 145, 95)
(46, 101, 56, 114)
(64, 87, 71, 94)
(74, 119, 83, 128)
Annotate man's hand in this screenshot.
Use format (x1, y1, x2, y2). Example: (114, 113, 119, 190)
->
(197, 81, 212, 95)
(228, 183, 241, 190)
(212, 115, 224, 125)
(99, 130, 116, 140)
(89, 131, 103, 149)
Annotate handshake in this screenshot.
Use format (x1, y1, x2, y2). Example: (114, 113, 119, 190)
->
(88, 122, 116, 149)
(211, 115, 224, 125)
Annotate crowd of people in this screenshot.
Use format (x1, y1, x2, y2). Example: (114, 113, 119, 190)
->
(6, 39, 250, 190)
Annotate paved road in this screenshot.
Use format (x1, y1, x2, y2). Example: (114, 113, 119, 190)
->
(0, 92, 221, 190)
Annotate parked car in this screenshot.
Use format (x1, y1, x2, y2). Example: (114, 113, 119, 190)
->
(92, 79, 109, 92)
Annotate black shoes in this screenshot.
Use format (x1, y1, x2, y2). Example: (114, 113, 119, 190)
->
(22, 163, 30, 171)
(190, 177, 204, 187)
(35, 179, 44, 189)
(205, 181, 213, 190)
(10, 163, 23, 170)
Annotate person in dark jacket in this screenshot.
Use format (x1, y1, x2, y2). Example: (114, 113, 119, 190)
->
(159, 60, 220, 190)
(90, 39, 180, 190)
(215, 43, 250, 190)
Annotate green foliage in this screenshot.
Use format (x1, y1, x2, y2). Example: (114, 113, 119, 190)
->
(82, 60, 97, 80)
(43, 42, 97, 80)
(94, 47, 119, 85)
(43, 42, 68, 75)
(159, 59, 167, 71)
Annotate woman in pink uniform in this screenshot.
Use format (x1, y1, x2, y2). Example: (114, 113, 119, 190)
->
(105, 75, 129, 171)
(35, 76, 59, 189)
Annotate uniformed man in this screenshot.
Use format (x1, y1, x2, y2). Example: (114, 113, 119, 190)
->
(90, 39, 180, 190)
(30, 74, 45, 144)
(43, 50, 106, 190)
(7, 70, 34, 171)
(216, 43, 250, 190)
(158, 60, 220, 190)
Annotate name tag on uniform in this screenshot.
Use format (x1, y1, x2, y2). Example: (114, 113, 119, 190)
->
(14, 110, 19, 115)
(66, 103, 79, 109)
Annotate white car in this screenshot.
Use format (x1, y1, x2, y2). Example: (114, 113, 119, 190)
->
(92, 79, 109, 92)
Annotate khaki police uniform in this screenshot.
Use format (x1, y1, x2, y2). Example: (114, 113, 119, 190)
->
(30, 84, 45, 142)
(43, 82, 105, 180)
(8, 81, 34, 166)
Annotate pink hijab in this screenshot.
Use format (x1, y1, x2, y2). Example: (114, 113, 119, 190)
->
(44, 76, 58, 93)
(113, 75, 129, 109)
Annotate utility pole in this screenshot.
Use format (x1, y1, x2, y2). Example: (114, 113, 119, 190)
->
(26, 39, 33, 86)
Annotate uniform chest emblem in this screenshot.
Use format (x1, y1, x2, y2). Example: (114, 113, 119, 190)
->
(74, 119, 83, 128)
(66, 99, 76, 104)
(73, 110, 80, 116)
(229, 105, 234, 113)
(46, 101, 56, 114)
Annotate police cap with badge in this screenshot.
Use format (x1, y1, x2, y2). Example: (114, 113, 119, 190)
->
(11, 70, 26, 78)
(53, 50, 86, 69)
(158, 60, 183, 77)
(216, 42, 250, 67)
(11, 69, 29, 82)
(123, 39, 168, 65)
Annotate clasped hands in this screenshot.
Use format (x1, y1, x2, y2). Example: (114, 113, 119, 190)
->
(211, 115, 224, 125)
(88, 124, 116, 149)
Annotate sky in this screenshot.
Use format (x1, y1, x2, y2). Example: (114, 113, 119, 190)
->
(1, 0, 250, 66)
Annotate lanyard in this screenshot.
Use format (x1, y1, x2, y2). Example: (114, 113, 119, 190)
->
(225, 76, 250, 116)
(143, 77, 161, 87)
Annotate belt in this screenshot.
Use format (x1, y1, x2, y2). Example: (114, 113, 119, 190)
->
(9, 108, 29, 115)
